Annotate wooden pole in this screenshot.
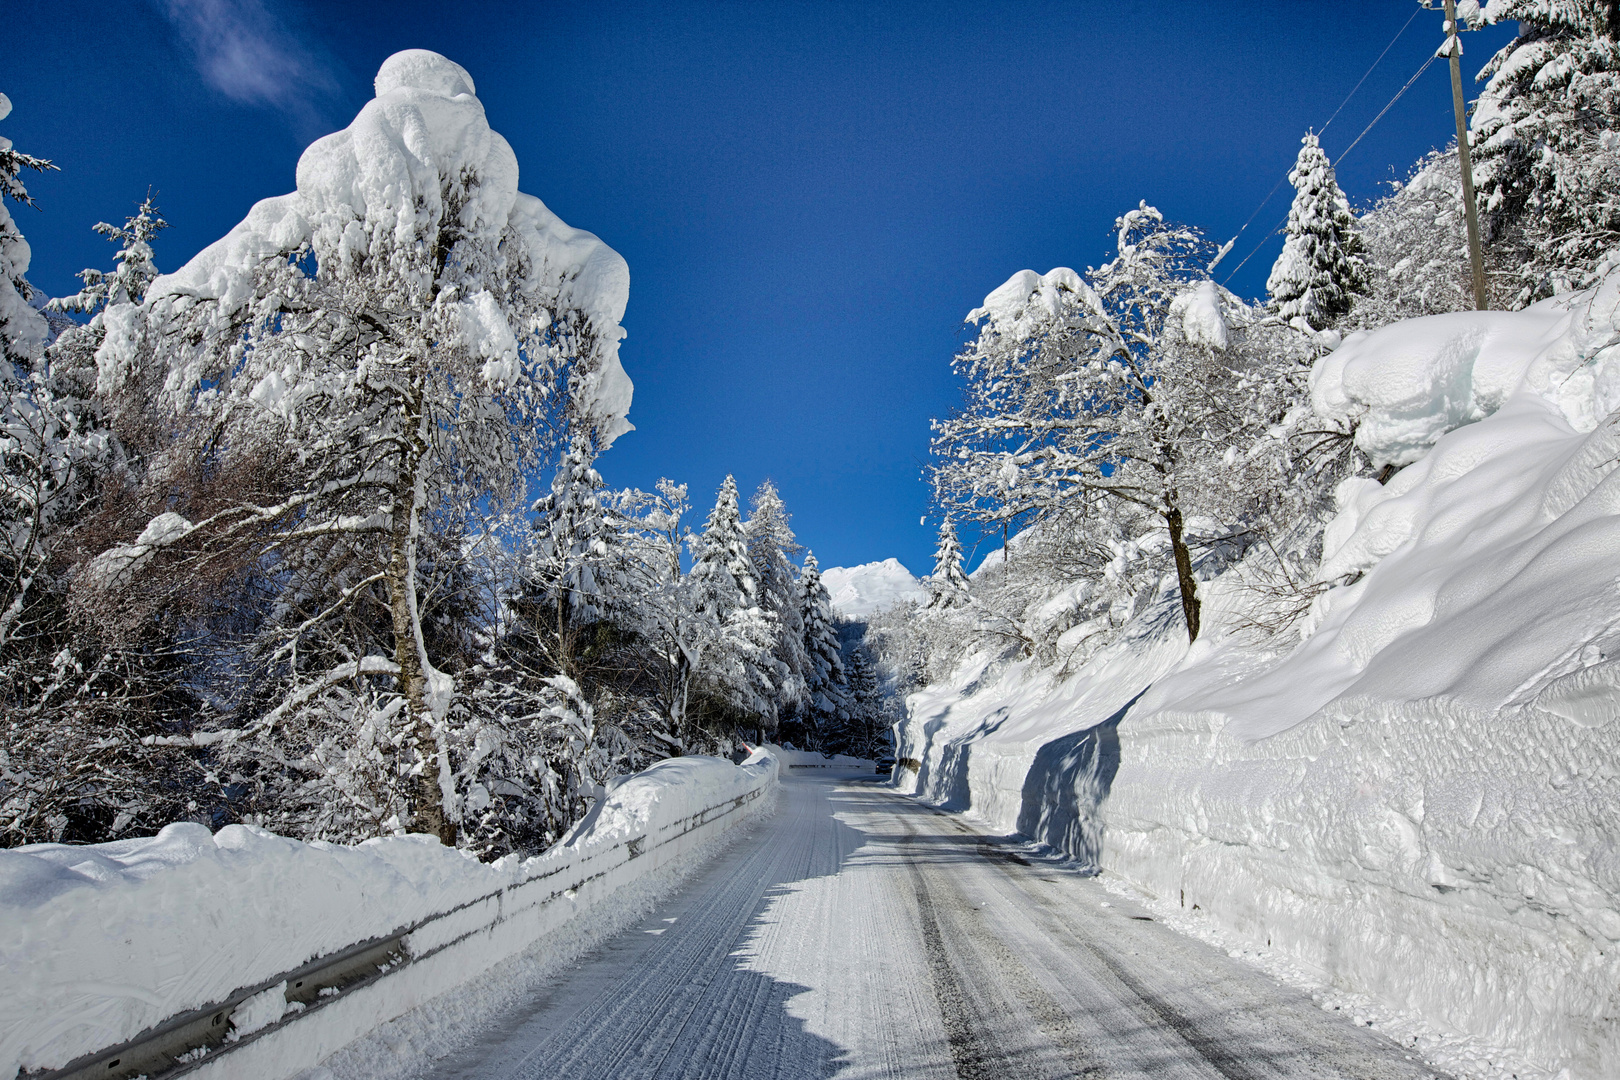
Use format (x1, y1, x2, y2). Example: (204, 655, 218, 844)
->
(1442, 0, 1490, 309)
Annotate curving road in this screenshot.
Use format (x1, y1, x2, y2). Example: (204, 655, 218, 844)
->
(423, 770, 1445, 1080)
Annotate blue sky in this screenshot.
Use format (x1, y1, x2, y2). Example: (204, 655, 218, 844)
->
(9, 1, 1514, 574)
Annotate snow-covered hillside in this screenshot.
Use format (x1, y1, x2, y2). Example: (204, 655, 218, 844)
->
(820, 558, 927, 618)
(895, 276, 1620, 1080)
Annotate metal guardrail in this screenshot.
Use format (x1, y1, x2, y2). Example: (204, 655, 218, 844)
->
(27, 781, 769, 1080)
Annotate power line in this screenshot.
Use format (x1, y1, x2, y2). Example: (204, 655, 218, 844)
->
(1320, 6, 1421, 139)
(1333, 53, 1439, 168)
(1221, 48, 1442, 287)
(1209, 7, 1422, 278)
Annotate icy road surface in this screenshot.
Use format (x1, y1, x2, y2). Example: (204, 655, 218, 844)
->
(423, 771, 1444, 1080)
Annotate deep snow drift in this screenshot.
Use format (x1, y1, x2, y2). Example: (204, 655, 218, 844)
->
(820, 558, 927, 618)
(896, 277, 1620, 1079)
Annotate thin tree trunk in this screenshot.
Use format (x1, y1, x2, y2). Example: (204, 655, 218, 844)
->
(386, 387, 455, 845)
(1163, 502, 1201, 643)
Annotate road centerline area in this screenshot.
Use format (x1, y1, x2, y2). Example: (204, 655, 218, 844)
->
(419, 772, 1447, 1080)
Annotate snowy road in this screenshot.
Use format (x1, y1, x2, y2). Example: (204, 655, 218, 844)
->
(422, 771, 1444, 1080)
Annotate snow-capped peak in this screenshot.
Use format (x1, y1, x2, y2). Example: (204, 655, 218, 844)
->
(818, 558, 927, 618)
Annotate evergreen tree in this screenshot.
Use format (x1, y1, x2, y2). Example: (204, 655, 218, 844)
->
(688, 475, 777, 727)
(1473, 0, 1620, 295)
(690, 475, 757, 614)
(526, 434, 620, 640)
(0, 92, 55, 370)
(1267, 133, 1368, 329)
(927, 518, 970, 608)
(843, 647, 888, 761)
(48, 193, 168, 315)
(797, 551, 848, 749)
(745, 480, 809, 723)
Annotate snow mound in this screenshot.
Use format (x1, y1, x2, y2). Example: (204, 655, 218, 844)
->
(1311, 275, 1620, 467)
(820, 558, 926, 618)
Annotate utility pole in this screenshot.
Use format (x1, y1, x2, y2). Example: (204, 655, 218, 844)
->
(1441, 0, 1490, 309)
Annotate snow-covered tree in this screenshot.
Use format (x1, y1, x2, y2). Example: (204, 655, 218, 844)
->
(1472, 0, 1620, 299)
(930, 205, 1236, 642)
(795, 551, 848, 748)
(78, 52, 634, 845)
(1267, 133, 1368, 329)
(688, 475, 778, 728)
(606, 478, 709, 746)
(841, 647, 889, 761)
(690, 475, 755, 613)
(0, 104, 195, 847)
(522, 434, 624, 666)
(745, 480, 809, 724)
(1353, 149, 1478, 326)
(48, 194, 167, 316)
(927, 518, 970, 608)
(0, 92, 54, 371)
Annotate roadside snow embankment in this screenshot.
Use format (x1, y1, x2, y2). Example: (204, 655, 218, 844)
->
(0, 751, 778, 1080)
(897, 280, 1620, 1079)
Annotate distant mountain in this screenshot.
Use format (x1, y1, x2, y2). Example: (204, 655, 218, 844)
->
(820, 558, 928, 619)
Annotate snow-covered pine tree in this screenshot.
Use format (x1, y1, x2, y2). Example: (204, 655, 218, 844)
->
(0, 102, 188, 846)
(1267, 133, 1368, 329)
(690, 475, 756, 612)
(745, 480, 809, 726)
(927, 518, 970, 608)
(522, 433, 623, 671)
(1472, 0, 1620, 297)
(78, 52, 634, 846)
(797, 551, 848, 749)
(0, 92, 54, 370)
(688, 475, 778, 729)
(842, 646, 888, 761)
(48, 194, 167, 316)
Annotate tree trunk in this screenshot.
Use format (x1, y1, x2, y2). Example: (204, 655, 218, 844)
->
(1163, 503, 1201, 643)
(386, 387, 456, 846)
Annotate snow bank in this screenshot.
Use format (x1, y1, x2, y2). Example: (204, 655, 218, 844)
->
(1312, 277, 1620, 467)
(0, 751, 777, 1080)
(897, 284, 1620, 1078)
(820, 558, 926, 618)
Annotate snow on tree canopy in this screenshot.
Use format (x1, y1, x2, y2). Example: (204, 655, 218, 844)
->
(968, 266, 1105, 339)
(139, 49, 633, 446)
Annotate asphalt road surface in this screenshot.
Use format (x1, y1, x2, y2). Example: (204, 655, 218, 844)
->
(423, 769, 1445, 1080)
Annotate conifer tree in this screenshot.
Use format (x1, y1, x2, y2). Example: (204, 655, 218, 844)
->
(49, 194, 167, 316)
(843, 648, 887, 760)
(928, 518, 970, 608)
(527, 434, 619, 640)
(0, 92, 54, 370)
(691, 475, 756, 612)
(1473, 0, 1620, 292)
(1267, 133, 1368, 329)
(689, 475, 777, 725)
(797, 551, 848, 749)
(745, 480, 809, 722)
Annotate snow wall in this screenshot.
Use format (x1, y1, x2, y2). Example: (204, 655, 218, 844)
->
(0, 750, 779, 1080)
(896, 281, 1620, 1080)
